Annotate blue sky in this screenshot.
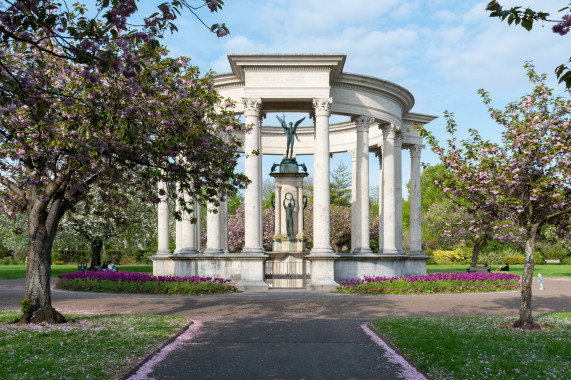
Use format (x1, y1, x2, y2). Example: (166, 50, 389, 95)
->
(144, 0, 568, 198)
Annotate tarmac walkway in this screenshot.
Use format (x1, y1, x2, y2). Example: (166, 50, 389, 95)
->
(1, 277, 570, 379)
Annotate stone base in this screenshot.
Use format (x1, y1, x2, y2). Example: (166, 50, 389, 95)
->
(306, 254, 338, 291)
(150, 253, 268, 290)
(272, 237, 306, 253)
(151, 252, 429, 291)
(334, 254, 429, 280)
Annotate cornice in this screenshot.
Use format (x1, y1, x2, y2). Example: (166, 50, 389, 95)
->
(333, 72, 415, 113)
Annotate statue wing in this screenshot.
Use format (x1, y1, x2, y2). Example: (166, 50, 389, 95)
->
(293, 117, 305, 131)
(276, 115, 287, 128)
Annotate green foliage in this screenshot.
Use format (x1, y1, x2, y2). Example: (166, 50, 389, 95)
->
(330, 162, 351, 207)
(536, 241, 570, 261)
(372, 313, 571, 379)
(19, 298, 31, 314)
(428, 264, 571, 277)
(535, 250, 546, 265)
(502, 256, 525, 264)
(563, 256, 571, 265)
(430, 247, 471, 265)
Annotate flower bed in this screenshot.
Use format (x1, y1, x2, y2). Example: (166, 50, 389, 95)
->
(56, 271, 237, 295)
(336, 272, 520, 294)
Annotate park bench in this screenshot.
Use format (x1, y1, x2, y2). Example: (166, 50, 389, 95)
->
(544, 259, 561, 264)
(467, 266, 491, 273)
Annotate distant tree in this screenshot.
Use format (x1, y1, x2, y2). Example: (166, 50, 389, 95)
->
(486, 1, 571, 88)
(227, 204, 274, 252)
(419, 63, 571, 329)
(330, 162, 351, 207)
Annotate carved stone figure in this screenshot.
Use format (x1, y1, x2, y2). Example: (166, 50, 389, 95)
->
(283, 192, 296, 238)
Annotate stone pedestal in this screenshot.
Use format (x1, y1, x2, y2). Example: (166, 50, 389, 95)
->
(270, 157, 308, 253)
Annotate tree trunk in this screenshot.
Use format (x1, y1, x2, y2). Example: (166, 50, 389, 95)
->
(90, 240, 103, 269)
(20, 194, 68, 324)
(513, 224, 540, 330)
(470, 237, 485, 268)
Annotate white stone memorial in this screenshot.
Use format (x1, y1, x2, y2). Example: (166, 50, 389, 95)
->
(151, 54, 436, 291)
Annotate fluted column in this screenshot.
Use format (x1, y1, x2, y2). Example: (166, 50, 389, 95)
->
(195, 201, 202, 252)
(156, 181, 171, 255)
(174, 190, 198, 254)
(296, 184, 304, 238)
(375, 150, 384, 253)
(274, 185, 282, 236)
(380, 123, 404, 255)
(311, 97, 334, 255)
(221, 199, 229, 252)
(349, 150, 357, 252)
(353, 115, 373, 254)
(205, 202, 223, 254)
(242, 98, 265, 254)
(409, 145, 423, 255)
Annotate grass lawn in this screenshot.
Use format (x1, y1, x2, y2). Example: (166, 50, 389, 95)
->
(427, 264, 571, 278)
(0, 311, 187, 379)
(372, 312, 571, 379)
(0, 264, 153, 279)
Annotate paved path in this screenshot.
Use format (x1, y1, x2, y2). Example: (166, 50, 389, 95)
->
(1, 277, 570, 379)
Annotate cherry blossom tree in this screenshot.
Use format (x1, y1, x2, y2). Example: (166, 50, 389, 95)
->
(486, 1, 571, 88)
(227, 205, 274, 252)
(419, 62, 571, 329)
(0, 30, 248, 323)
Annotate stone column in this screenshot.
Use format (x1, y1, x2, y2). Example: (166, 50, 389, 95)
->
(409, 145, 423, 255)
(221, 198, 229, 252)
(242, 98, 265, 254)
(310, 97, 334, 255)
(380, 123, 404, 255)
(375, 150, 384, 253)
(349, 150, 357, 252)
(195, 201, 202, 252)
(296, 184, 304, 238)
(353, 115, 373, 254)
(156, 181, 170, 255)
(205, 202, 223, 254)
(274, 184, 282, 236)
(174, 191, 198, 255)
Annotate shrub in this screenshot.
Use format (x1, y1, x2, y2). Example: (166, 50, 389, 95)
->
(562, 256, 571, 265)
(534, 250, 546, 265)
(502, 256, 525, 265)
(536, 241, 570, 261)
(431, 247, 470, 265)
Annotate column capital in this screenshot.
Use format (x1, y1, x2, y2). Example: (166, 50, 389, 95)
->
(242, 98, 262, 117)
(379, 122, 401, 135)
(352, 115, 374, 132)
(409, 144, 424, 159)
(312, 97, 333, 117)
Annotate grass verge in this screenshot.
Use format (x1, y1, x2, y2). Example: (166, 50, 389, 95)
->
(427, 264, 571, 278)
(0, 264, 153, 279)
(0, 311, 187, 379)
(372, 312, 571, 379)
